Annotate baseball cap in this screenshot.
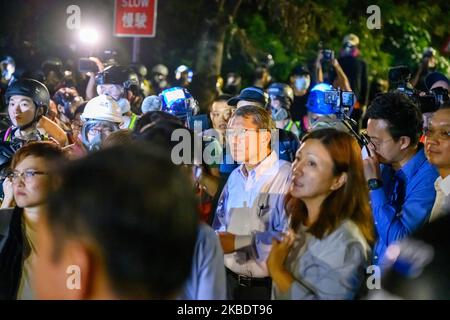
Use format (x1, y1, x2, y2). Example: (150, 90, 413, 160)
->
(343, 33, 360, 47)
(425, 72, 450, 91)
(290, 65, 310, 77)
(227, 86, 268, 106)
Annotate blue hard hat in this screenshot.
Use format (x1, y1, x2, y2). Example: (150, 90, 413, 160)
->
(306, 83, 334, 115)
(160, 87, 199, 120)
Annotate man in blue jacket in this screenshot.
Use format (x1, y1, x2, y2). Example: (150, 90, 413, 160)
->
(363, 92, 438, 266)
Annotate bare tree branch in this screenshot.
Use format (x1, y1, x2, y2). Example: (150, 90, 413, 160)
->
(231, 0, 243, 20)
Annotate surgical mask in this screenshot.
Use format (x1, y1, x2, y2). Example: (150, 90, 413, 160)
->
(2, 69, 12, 80)
(295, 77, 310, 91)
(116, 97, 131, 114)
(271, 107, 289, 121)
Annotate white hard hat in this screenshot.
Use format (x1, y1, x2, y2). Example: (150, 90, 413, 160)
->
(81, 95, 123, 124)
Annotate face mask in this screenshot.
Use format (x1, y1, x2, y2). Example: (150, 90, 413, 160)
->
(2, 69, 12, 80)
(295, 77, 310, 91)
(271, 107, 289, 121)
(116, 97, 130, 114)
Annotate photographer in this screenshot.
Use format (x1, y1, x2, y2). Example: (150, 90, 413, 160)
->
(304, 83, 350, 134)
(84, 57, 105, 101)
(93, 65, 140, 130)
(411, 47, 438, 92)
(338, 34, 369, 127)
(388, 66, 449, 134)
(425, 71, 450, 93)
(315, 49, 352, 92)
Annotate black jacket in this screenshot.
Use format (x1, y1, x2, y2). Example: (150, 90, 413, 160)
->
(0, 207, 26, 299)
(338, 56, 369, 106)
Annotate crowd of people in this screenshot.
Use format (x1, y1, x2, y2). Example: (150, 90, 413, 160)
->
(0, 33, 449, 300)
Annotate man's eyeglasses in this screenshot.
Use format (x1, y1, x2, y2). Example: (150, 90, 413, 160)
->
(7, 170, 48, 183)
(424, 128, 450, 140)
(225, 128, 261, 138)
(366, 136, 393, 148)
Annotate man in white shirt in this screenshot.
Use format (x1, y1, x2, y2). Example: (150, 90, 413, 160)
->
(213, 105, 291, 300)
(425, 102, 450, 222)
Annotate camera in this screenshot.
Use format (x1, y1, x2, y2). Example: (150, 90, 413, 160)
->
(78, 58, 99, 73)
(321, 88, 369, 152)
(388, 65, 450, 113)
(322, 49, 335, 62)
(324, 89, 355, 118)
(419, 87, 450, 113)
(388, 66, 413, 92)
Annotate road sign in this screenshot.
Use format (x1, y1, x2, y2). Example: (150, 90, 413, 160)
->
(114, 0, 157, 37)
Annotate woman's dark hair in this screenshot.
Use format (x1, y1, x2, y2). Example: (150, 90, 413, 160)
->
(285, 128, 374, 243)
(133, 111, 183, 136)
(11, 141, 65, 169)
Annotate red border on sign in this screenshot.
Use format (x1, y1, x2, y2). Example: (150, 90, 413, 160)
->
(113, 0, 158, 38)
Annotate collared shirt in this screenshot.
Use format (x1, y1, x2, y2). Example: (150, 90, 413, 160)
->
(273, 220, 370, 300)
(429, 175, 450, 222)
(179, 223, 227, 300)
(213, 151, 291, 278)
(370, 146, 438, 265)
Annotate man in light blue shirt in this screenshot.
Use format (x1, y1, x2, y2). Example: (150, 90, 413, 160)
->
(363, 92, 438, 266)
(213, 105, 291, 300)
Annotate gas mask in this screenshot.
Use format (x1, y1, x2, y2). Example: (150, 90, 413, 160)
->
(81, 120, 119, 152)
(271, 107, 289, 121)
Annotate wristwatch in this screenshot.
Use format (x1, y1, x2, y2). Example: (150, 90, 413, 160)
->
(368, 178, 383, 190)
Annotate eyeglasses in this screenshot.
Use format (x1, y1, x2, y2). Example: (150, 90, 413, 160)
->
(424, 128, 450, 140)
(367, 136, 393, 149)
(225, 128, 261, 138)
(8, 170, 48, 183)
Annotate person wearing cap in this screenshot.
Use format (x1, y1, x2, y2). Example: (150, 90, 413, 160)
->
(227, 86, 269, 109)
(85, 63, 140, 130)
(268, 83, 301, 137)
(289, 65, 311, 126)
(424, 71, 450, 92)
(94, 65, 140, 130)
(338, 33, 369, 127)
(412, 47, 438, 92)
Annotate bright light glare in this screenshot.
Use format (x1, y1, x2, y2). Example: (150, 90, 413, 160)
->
(79, 28, 99, 45)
